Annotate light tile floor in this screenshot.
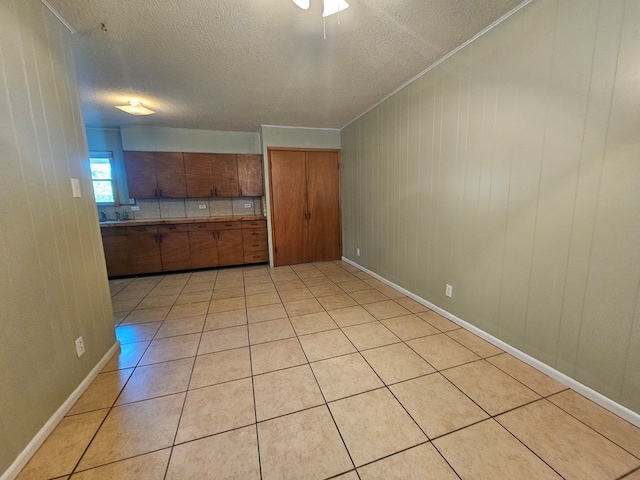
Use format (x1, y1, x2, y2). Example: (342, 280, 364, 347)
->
(16, 261, 640, 479)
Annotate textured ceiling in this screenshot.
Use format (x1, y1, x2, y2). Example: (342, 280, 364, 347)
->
(46, 0, 525, 132)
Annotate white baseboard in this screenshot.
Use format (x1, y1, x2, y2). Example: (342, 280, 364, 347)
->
(342, 257, 640, 428)
(2, 341, 121, 480)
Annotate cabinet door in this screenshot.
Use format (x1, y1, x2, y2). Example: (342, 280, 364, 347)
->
(124, 151, 157, 198)
(211, 154, 239, 197)
(306, 151, 341, 262)
(128, 234, 162, 274)
(155, 152, 187, 198)
(237, 154, 263, 196)
(269, 150, 308, 266)
(159, 226, 191, 271)
(102, 235, 130, 277)
(216, 229, 244, 266)
(189, 229, 219, 269)
(184, 153, 214, 197)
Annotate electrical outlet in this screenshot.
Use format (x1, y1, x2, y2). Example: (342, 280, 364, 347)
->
(75, 336, 85, 357)
(244, 203, 252, 208)
(131, 205, 140, 211)
(445, 284, 453, 298)
(356, 248, 360, 256)
(198, 204, 207, 209)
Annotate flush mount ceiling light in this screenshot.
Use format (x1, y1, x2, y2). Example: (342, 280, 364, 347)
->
(115, 101, 155, 115)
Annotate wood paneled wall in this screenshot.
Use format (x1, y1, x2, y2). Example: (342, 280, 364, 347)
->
(341, 0, 640, 413)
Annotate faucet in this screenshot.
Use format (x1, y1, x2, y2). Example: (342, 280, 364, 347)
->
(100, 211, 107, 222)
(122, 210, 129, 220)
(115, 211, 120, 221)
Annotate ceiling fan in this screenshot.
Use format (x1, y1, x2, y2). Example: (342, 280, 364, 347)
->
(292, 0, 350, 17)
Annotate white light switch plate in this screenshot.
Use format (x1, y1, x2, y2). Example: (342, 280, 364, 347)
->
(71, 178, 81, 197)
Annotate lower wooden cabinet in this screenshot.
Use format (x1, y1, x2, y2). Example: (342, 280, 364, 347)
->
(101, 219, 268, 277)
(158, 224, 191, 272)
(242, 219, 268, 264)
(188, 223, 218, 269)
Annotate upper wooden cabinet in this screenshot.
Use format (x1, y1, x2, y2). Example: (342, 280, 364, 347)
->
(182, 153, 263, 198)
(212, 154, 240, 197)
(124, 151, 186, 198)
(238, 154, 264, 196)
(183, 153, 212, 197)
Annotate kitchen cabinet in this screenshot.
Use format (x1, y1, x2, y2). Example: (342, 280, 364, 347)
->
(183, 153, 212, 197)
(242, 219, 269, 264)
(157, 224, 191, 272)
(124, 151, 187, 198)
(216, 221, 244, 266)
(101, 229, 129, 277)
(212, 154, 240, 197)
(184, 153, 247, 198)
(269, 149, 341, 267)
(124, 151, 265, 199)
(126, 225, 162, 274)
(238, 154, 264, 196)
(101, 218, 267, 277)
(188, 223, 218, 269)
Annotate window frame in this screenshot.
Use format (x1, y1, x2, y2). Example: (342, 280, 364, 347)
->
(89, 151, 119, 206)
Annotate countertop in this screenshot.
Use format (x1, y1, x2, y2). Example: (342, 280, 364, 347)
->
(99, 215, 266, 228)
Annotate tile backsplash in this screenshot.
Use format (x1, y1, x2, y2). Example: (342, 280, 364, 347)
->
(98, 197, 263, 221)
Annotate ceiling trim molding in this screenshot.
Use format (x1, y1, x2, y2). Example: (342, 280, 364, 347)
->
(261, 125, 341, 132)
(341, 0, 536, 130)
(40, 0, 77, 34)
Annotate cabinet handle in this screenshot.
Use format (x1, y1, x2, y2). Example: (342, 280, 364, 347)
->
(211, 188, 214, 197)
(240, 188, 243, 196)
(154, 189, 158, 197)
(253, 244, 259, 247)
(251, 232, 259, 236)
(159, 189, 163, 197)
(214, 188, 218, 196)
(168, 226, 177, 230)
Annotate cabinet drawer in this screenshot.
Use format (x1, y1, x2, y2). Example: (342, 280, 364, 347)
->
(242, 219, 266, 229)
(242, 228, 267, 242)
(121, 225, 158, 235)
(158, 224, 188, 233)
(243, 240, 268, 252)
(100, 227, 129, 237)
(244, 251, 269, 263)
(216, 220, 241, 230)
(187, 222, 216, 232)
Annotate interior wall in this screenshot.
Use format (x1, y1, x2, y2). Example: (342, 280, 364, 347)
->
(260, 125, 341, 266)
(120, 125, 261, 153)
(341, 0, 640, 413)
(0, 0, 116, 474)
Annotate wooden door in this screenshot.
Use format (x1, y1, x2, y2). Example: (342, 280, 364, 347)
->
(269, 150, 308, 266)
(211, 154, 239, 197)
(216, 229, 244, 266)
(189, 226, 219, 269)
(155, 152, 187, 197)
(102, 234, 130, 277)
(237, 154, 264, 196)
(124, 151, 157, 198)
(184, 153, 214, 197)
(158, 225, 191, 271)
(307, 151, 341, 262)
